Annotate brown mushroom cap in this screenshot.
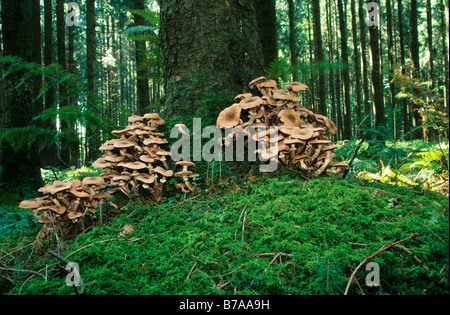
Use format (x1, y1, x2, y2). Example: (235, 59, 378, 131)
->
(49, 205, 67, 215)
(249, 76, 267, 89)
(239, 96, 263, 110)
(156, 150, 171, 156)
(153, 166, 173, 177)
(19, 198, 45, 209)
(143, 113, 161, 120)
(139, 155, 156, 163)
(112, 174, 131, 182)
(105, 154, 125, 163)
(285, 82, 309, 93)
(92, 158, 112, 169)
(143, 137, 168, 146)
(175, 170, 193, 178)
(47, 181, 72, 194)
(69, 190, 90, 198)
(113, 140, 135, 149)
(118, 161, 147, 170)
(136, 173, 156, 184)
(259, 79, 277, 89)
(216, 103, 242, 129)
(322, 145, 339, 151)
(128, 115, 144, 123)
(176, 161, 195, 168)
(278, 109, 301, 127)
(68, 212, 83, 220)
(82, 177, 105, 186)
(234, 93, 253, 102)
(290, 129, 314, 140)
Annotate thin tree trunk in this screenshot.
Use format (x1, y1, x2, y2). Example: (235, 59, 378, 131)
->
(410, 0, 422, 129)
(335, 0, 343, 138)
(441, 0, 449, 108)
(42, 0, 58, 167)
(68, 20, 79, 168)
(397, 0, 410, 134)
(327, 0, 336, 137)
(337, 0, 352, 139)
(288, 0, 298, 81)
(351, 0, 362, 133)
(86, 0, 96, 164)
(387, 0, 396, 111)
(134, 0, 150, 115)
(359, 0, 371, 130)
(312, 0, 327, 116)
(57, 0, 70, 166)
(369, 0, 385, 132)
(426, 0, 435, 89)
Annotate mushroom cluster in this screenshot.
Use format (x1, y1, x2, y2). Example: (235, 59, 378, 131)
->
(92, 113, 197, 201)
(18, 177, 109, 232)
(216, 77, 349, 175)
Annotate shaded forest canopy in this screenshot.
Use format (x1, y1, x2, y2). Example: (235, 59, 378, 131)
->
(0, 0, 448, 297)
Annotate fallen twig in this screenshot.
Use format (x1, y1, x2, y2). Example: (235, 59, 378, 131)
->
(342, 134, 367, 179)
(344, 233, 419, 295)
(393, 244, 429, 271)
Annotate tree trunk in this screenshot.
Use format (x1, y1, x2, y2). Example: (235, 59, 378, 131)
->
(288, 0, 298, 81)
(41, 0, 58, 167)
(68, 20, 80, 168)
(86, 0, 96, 164)
(312, 0, 327, 116)
(426, 0, 435, 89)
(326, 0, 336, 138)
(441, 0, 449, 108)
(0, 0, 44, 193)
(337, 0, 352, 139)
(160, 0, 265, 120)
(351, 0, 362, 133)
(397, 0, 410, 134)
(359, 0, 371, 130)
(256, 0, 277, 68)
(369, 1, 385, 132)
(134, 0, 151, 116)
(410, 0, 422, 128)
(56, 0, 71, 167)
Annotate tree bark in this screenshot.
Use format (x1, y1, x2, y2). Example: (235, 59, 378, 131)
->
(441, 0, 449, 108)
(369, 0, 385, 131)
(56, 0, 71, 166)
(337, 0, 352, 139)
(41, 0, 58, 167)
(312, 0, 327, 116)
(86, 0, 96, 164)
(351, 0, 362, 132)
(359, 0, 371, 130)
(134, 0, 151, 116)
(160, 0, 264, 119)
(256, 0, 277, 69)
(426, 0, 435, 89)
(410, 0, 422, 129)
(288, 0, 298, 81)
(397, 0, 410, 134)
(0, 0, 44, 193)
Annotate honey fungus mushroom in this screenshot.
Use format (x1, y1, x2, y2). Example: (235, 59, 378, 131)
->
(217, 103, 242, 129)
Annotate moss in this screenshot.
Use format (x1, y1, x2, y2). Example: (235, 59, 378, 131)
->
(3, 172, 448, 295)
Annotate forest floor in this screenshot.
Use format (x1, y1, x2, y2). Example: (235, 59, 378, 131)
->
(0, 166, 448, 295)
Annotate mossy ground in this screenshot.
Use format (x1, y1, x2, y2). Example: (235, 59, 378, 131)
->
(1, 170, 448, 295)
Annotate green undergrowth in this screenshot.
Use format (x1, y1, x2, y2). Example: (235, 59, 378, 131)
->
(2, 171, 449, 295)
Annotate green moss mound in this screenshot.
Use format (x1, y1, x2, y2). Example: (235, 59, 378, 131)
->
(4, 172, 449, 295)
